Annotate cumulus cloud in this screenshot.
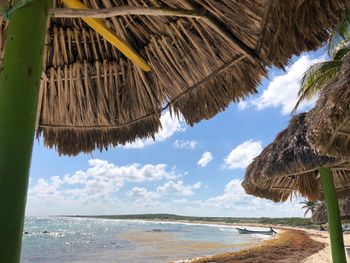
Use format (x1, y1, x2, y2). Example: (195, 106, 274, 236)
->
(195, 179, 304, 217)
(128, 181, 201, 200)
(29, 176, 64, 202)
(157, 181, 201, 196)
(197, 152, 213, 167)
(123, 111, 185, 149)
(172, 198, 188, 204)
(198, 180, 249, 209)
(64, 159, 178, 185)
(224, 140, 263, 169)
(27, 159, 182, 214)
(237, 101, 249, 111)
(127, 187, 159, 199)
(251, 55, 323, 115)
(173, 140, 199, 150)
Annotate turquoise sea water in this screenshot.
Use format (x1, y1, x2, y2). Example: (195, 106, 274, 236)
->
(21, 217, 269, 263)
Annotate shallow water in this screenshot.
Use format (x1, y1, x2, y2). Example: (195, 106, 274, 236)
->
(21, 217, 268, 263)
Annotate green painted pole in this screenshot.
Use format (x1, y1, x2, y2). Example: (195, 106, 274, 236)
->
(319, 167, 347, 263)
(0, 0, 50, 262)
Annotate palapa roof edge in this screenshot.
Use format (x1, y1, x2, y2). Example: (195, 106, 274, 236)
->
(37, 111, 162, 156)
(1, 0, 348, 155)
(306, 54, 350, 159)
(258, 0, 350, 67)
(241, 177, 293, 202)
(242, 113, 350, 202)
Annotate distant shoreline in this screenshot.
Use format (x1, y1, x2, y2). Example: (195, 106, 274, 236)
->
(61, 214, 316, 229)
(56, 215, 314, 234)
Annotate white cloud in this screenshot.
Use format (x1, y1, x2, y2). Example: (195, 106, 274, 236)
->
(127, 187, 159, 199)
(128, 181, 201, 200)
(27, 159, 182, 214)
(224, 140, 263, 169)
(123, 111, 185, 149)
(29, 176, 64, 202)
(237, 101, 249, 111)
(122, 140, 147, 149)
(197, 152, 213, 167)
(195, 179, 304, 217)
(197, 180, 249, 209)
(251, 55, 324, 115)
(157, 181, 201, 196)
(173, 140, 198, 150)
(68, 159, 179, 185)
(157, 112, 185, 141)
(172, 198, 188, 204)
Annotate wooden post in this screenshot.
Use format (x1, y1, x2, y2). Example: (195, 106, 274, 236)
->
(0, 0, 50, 262)
(319, 167, 347, 263)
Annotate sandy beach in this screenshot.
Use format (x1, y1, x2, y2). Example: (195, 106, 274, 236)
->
(179, 226, 350, 263)
(114, 219, 350, 262)
(137, 219, 349, 262)
(302, 229, 350, 263)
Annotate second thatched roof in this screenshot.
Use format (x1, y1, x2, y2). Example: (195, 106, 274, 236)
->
(312, 198, 350, 223)
(242, 113, 350, 202)
(1, 0, 348, 155)
(307, 54, 350, 159)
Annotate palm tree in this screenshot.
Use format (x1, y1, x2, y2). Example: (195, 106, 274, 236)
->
(293, 11, 350, 111)
(300, 200, 320, 217)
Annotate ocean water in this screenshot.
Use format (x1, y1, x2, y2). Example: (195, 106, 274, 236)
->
(21, 217, 269, 263)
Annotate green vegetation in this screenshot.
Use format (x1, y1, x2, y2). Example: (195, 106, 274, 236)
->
(293, 10, 350, 111)
(300, 200, 320, 217)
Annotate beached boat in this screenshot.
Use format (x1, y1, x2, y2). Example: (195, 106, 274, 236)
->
(236, 227, 277, 235)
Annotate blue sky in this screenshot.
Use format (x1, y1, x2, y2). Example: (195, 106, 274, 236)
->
(26, 49, 325, 218)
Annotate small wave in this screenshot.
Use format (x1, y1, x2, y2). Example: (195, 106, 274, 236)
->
(22, 230, 88, 238)
(219, 228, 237, 232)
(48, 232, 66, 237)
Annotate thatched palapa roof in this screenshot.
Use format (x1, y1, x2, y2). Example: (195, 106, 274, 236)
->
(242, 113, 350, 202)
(312, 198, 350, 223)
(1, 0, 348, 155)
(307, 54, 350, 159)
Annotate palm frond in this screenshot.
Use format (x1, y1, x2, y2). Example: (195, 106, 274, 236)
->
(304, 208, 311, 217)
(293, 60, 343, 112)
(328, 10, 350, 57)
(332, 45, 350, 61)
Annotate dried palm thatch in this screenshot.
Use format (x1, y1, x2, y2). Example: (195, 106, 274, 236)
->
(312, 198, 350, 223)
(307, 54, 350, 159)
(1, 0, 348, 156)
(242, 113, 350, 202)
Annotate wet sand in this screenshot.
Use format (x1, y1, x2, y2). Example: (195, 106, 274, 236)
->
(186, 229, 325, 263)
